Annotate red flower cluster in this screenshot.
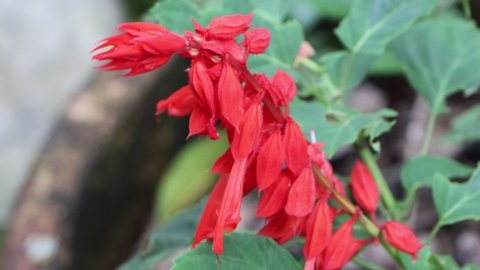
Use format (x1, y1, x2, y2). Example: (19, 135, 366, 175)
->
(92, 14, 422, 269)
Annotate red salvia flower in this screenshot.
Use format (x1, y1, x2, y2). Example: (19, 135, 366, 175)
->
(206, 13, 253, 39)
(285, 167, 316, 217)
(92, 22, 185, 76)
(256, 170, 292, 218)
(350, 160, 379, 217)
(256, 128, 284, 191)
(218, 63, 245, 131)
(304, 194, 332, 260)
(381, 221, 423, 260)
(156, 85, 196, 117)
(284, 117, 309, 175)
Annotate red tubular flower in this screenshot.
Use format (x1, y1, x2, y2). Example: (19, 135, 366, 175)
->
(243, 28, 271, 54)
(285, 167, 316, 217)
(318, 214, 367, 270)
(284, 117, 309, 176)
(156, 85, 196, 117)
(231, 99, 263, 160)
(350, 160, 379, 216)
(218, 63, 245, 131)
(256, 128, 284, 191)
(304, 195, 332, 260)
(258, 210, 306, 245)
(256, 170, 292, 217)
(381, 221, 423, 260)
(92, 22, 185, 76)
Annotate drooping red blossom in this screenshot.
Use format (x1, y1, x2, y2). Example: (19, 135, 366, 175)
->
(256, 170, 292, 218)
(285, 167, 316, 217)
(351, 160, 379, 217)
(156, 85, 196, 117)
(381, 221, 423, 260)
(256, 128, 284, 191)
(317, 213, 368, 270)
(304, 195, 332, 260)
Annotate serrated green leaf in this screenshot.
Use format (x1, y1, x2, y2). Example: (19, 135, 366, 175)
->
(444, 105, 480, 143)
(248, 20, 304, 75)
(390, 17, 480, 114)
(335, 0, 437, 54)
(320, 51, 376, 92)
(156, 137, 228, 220)
(401, 156, 473, 193)
(290, 99, 397, 157)
(433, 167, 480, 226)
(171, 233, 302, 270)
(118, 199, 206, 270)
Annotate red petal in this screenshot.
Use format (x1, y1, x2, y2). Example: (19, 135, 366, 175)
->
(284, 117, 309, 176)
(134, 31, 186, 54)
(243, 28, 271, 54)
(304, 196, 332, 259)
(285, 167, 316, 217)
(207, 13, 252, 39)
(188, 107, 209, 138)
(351, 160, 379, 214)
(382, 221, 423, 260)
(218, 64, 244, 131)
(256, 128, 283, 191)
(192, 174, 229, 247)
(258, 210, 305, 245)
(319, 214, 366, 270)
(213, 158, 247, 254)
(156, 85, 196, 117)
(256, 170, 292, 217)
(191, 61, 217, 115)
(117, 22, 169, 35)
(231, 100, 263, 159)
(211, 148, 234, 174)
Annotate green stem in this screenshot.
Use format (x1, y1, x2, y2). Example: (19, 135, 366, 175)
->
(420, 111, 437, 156)
(426, 222, 442, 245)
(463, 0, 471, 19)
(358, 145, 398, 220)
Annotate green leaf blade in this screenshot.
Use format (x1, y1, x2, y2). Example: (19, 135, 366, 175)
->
(335, 0, 437, 54)
(433, 167, 480, 226)
(171, 233, 302, 270)
(390, 17, 480, 114)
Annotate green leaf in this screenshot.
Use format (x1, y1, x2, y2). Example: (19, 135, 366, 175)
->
(369, 49, 403, 75)
(399, 247, 432, 270)
(145, 0, 199, 32)
(433, 167, 480, 226)
(248, 20, 304, 75)
(290, 99, 397, 157)
(171, 233, 302, 270)
(320, 51, 376, 92)
(302, 0, 352, 20)
(390, 17, 480, 114)
(428, 254, 461, 270)
(118, 199, 206, 270)
(156, 137, 228, 220)
(444, 105, 480, 143)
(335, 0, 437, 54)
(401, 156, 473, 193)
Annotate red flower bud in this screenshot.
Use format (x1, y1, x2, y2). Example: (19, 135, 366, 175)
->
(382, 221, 423, 260)
(243, 28, 271, 54)
(351, 160, 379, 215)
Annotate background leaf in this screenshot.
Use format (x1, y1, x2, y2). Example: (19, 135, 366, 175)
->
(156, 137, 228, 220)
(401, 156, 473, 194)
(390, 17, 480, 114)
(444, 105, 480, 143)
(171, 233, 302, 270)
(302, 0, 352, 20)
(433, 167, 480, 226)
(118, 199, 206, 270)
(290, 99, 396, 157)
(335, 0, 437, 54)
